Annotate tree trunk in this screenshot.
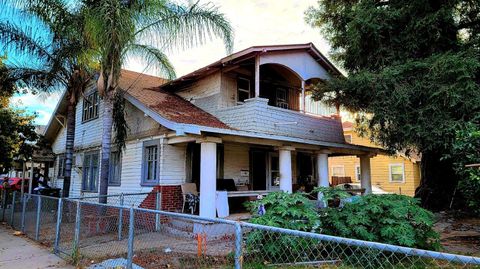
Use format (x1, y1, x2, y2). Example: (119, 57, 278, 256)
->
(99, 93, 114, 204)
(62, 101, 76, 198)
(415, 150, 459, 211)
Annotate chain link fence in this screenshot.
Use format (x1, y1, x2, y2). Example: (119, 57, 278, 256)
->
(2, 192, 480, 269)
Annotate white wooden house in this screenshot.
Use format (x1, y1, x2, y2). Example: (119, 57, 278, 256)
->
(44, 43, 378, 218)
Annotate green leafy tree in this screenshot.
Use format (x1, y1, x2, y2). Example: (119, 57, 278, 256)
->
(84, 0, 233, 202)
(0, 0, 95, 196)
(0, 58, 37, 174)
(306, 0, 480, 210)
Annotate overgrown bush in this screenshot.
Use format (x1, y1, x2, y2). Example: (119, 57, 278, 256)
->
(320, 194, 440, 250)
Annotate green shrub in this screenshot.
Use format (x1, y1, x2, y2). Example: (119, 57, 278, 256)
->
(320, 194, 440, 250)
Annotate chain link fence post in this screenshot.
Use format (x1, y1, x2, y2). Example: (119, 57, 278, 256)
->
(127, 207, 135, 269)
(34, 195, 42, 240)
(10, 191, 16, 227)
(21, 193, 27, 232)
(72, 200, 81, 258)
(54, 198, 63, 254)
(118, 193, 124, 240)
(1, 189, 6, 222)
(235, 222, 243, 269)
(155, 191, 161, 231)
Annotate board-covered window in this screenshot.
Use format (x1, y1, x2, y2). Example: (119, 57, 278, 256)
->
(142, 140, 160, 185)
(82, 91, 99, 122)
(237, 77, 251, 103)
(57, 155, 65, 178)
(108, 151, 122, 186)
(389, 163, 405, 183)
(82, 151, 99, 192)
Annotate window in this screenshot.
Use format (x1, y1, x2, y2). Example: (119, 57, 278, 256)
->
(82, 91, 99, 122)
(142, 140, 160, 185)
(108, 151, 122, 186)
(345, 134, 352, 143)
(57, 155, 65, 178)
(355, 164, 361, 181)
(237, 78, 250, 103)
(82, 151, 99, 192)
(276, 88, 288, 109)
(331, 165, 345, 177)
(389, 164, 405, 183)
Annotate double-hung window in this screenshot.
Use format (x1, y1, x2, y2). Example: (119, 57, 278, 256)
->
(237, 78, 251, 103)
(142, 140, 160, 186)
(57, 155, 65, 178)
(82, 151, 99, 192)
(108, 151, 122, 186)
(389, 163, 405, 183)
(331, 165, 345, 177)
(82, 91, 99, 122)
(355, 164, 361, 181)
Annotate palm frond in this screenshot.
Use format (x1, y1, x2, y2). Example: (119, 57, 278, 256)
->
(0, 22, 52, 62)
(126, 43, 176, 80)
(7, 66, 65, 93)
(135, 1, 234, 54)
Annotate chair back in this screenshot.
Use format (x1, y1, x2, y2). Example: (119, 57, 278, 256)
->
(331, 176, 352, 186)
(181, 183, 198, 195)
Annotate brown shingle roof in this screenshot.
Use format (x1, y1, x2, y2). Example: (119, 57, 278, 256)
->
(342, 121, 354, 129)
(119, 70, 230, 129)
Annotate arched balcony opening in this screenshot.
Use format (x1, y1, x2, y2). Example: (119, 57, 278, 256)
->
(258, 63, 302, 111)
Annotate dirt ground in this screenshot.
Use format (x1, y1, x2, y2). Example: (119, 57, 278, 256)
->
(434, 211, 480, 256)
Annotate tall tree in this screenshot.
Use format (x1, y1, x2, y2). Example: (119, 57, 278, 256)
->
(306, 0, 480, 210)
(84, 0, 233, 203)
(0, 0, 95, 196)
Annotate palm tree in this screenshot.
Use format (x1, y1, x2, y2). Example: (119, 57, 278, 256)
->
(84, 0, 233, 202)
(0, 0, 95, 197)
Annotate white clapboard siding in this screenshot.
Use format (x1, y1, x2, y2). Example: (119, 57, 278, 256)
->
(223, 142, 250, 184)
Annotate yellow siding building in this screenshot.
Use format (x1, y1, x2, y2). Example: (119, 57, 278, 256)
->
(328, 122, 421, 196)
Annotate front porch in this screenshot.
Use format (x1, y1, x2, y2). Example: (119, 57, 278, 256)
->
(169, 134, 378, 218)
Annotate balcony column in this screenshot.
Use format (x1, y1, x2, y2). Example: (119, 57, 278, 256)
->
(197, 137, 221, 218)
(359, 154, 374, 195)
(316, 150, 330, 203)
(254, 55, 260, 97)
(300, 80, 306, 113)
(278, 146, 294, 193)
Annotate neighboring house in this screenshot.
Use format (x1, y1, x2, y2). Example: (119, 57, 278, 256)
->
(43, 43, 379, 218)
(329, 121, 421, 196)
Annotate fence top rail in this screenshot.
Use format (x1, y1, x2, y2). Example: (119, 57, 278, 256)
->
(21, 193, 60, 200)
(134, 207, 240, 226)
(69, 192, 151, 199)
(64, 198, 127, 210)
(240, 222, 480, 265)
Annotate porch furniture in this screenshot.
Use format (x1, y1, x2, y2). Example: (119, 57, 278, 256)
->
(331, 176, 352, 186)
(181, 183, 199, 214)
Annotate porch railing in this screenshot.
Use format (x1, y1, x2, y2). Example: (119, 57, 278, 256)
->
(2, 191, 480, 269)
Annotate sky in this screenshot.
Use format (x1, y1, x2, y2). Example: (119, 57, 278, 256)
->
(10, 0, 333, 126)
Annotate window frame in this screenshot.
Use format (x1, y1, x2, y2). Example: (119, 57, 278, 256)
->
(355, 164, 361, 181)
(108, 150, 122, 186)
(57, 154, 65, 179)
(331, 165, 345, 177)
(275, 88, 288, 109)
(389, 163, 405, 183)
(82, 151, 100, 192)
(82, 91, 99, 123)
(344, 134, 352, 143)
(141, 139, 160, 186)
(236, 77, 251, 104)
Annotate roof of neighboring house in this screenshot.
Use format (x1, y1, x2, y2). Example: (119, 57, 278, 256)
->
(161, 43, 342, 90)
(342, 121, 354, 130)
(119, 70, 230, 129)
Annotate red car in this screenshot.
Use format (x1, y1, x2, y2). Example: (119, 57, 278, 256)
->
(0, 177, 29, 191)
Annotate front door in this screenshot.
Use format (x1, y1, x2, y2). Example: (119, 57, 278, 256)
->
(268, 153, 280, 190)
(250, 150, 267, 190)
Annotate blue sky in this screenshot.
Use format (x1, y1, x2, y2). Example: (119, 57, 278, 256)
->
(6, 0, 333, 126)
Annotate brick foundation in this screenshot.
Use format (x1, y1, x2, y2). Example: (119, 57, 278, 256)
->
(139, 185, 183, 212)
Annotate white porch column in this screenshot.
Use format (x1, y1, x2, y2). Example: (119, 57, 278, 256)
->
(279, 146, 294, 193)
(316, 151, 330, 202)
(198, 137, 221, 218)
(359, 154, 373, 195)
(254, 55, 260, 97)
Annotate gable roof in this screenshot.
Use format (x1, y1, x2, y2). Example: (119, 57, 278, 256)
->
(119, 70, 230, 129)
(161, 43, 342, 90)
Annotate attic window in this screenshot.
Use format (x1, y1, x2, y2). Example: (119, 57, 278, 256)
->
(82, 91, 99, 122)
(237, 77, 251, 103)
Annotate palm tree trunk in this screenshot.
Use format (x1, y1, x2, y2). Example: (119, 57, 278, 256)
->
(99, 94, 114, 204)
(62, 100, 76, 198)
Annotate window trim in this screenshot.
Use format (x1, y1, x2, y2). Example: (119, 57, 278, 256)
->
(331, 165, 345, 177)
(236, 77, 251, 104)
(57, 154, 65, 179)
(355, 164, 361, 181)
(82, 91, 99, 123)
(81, 151, 100, 192)
(141, 139, 160, 186)
(108, 150, 122, 186)
(345, 134, 352, 143)
(389, 163, 405, 183)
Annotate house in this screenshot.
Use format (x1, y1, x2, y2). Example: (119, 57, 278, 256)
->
(43, 43, 379, 218)
(328, 121, 421, 196)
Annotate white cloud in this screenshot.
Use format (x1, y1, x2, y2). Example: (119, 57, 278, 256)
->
(9, 91, 63, 125)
